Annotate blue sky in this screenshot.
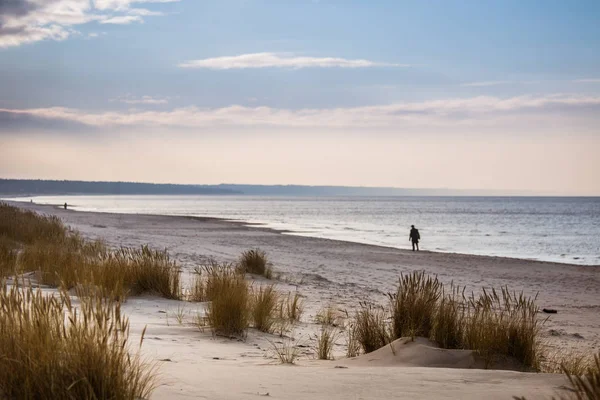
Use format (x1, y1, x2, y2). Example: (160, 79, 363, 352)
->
(1, 0, 599, 194)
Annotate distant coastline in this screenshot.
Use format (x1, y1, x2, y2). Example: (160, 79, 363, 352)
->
(0, 178, 577, 197)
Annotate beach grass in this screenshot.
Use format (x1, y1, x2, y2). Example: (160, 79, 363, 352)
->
(284, 291, 304, 322)
(20, 240, 181, 300)
(269, 337, 301, 364)
(0, 283, 156, 399)
(514, 351, 600, 400)
(353, 302, 391, 354)
(388, 271, 441, 340)
(239, 248, 272, 278)
(206, 269, 250, 337)
(251, 284, 279, 333)
(0, 202, 66, 245)
(316, 304, 343, 326)
(561, 352, 600, 400)
(431, 285, 465, 349)
(350, 271, 542, 370)
(0, 236, 18, 278)
(1, 203, 181, 300)
(314, 325, 338, 360)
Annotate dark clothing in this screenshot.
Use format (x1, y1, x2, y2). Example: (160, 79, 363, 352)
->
(409, 228, 420, 251)
(409, 228, 420, 242)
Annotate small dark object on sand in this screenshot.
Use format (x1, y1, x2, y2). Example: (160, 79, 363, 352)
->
(542, 308, 558, 314)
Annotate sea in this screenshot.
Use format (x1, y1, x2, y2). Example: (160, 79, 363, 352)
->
(4, 195, 600, 266)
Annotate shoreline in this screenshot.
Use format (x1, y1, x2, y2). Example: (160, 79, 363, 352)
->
(5, 199, 598, 269)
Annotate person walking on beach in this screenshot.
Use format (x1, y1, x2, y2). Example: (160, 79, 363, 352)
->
(409, 225, 420, 251)
(64, 202, 67, 210)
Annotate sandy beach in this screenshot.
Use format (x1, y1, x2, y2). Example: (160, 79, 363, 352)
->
(6, 200, 600, 399)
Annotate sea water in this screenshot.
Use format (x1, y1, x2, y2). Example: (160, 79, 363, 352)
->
(4, 195, 599, 266)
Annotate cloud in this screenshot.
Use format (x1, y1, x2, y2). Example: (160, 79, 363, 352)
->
(573, 79, 600, 84)
(0, 0, 177, 48)
(100, 15, 142, 24)
(2, 94, 598, 130)
(111, 95, 169, 104)
(461, 81, 513, 87)
(127, 8, 164, 16)
(178, 52, 406, 69)
(93, 0, 179, 11)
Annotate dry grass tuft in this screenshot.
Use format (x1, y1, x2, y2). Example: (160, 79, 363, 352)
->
(195, 262, 244, 302)
(345, 322, 362, 358)
(353, 302, 390, 354)
(561, 352, 600, 400)
(388, 271, 441, 339)
(0, 202, 66, 244)
(117, 246, 181, 299)
(431, 285, 465, 349)
(189, 268, 205, 302)
(514, 352, 600, 400)
(251, 285, 279, 333)
(206, 270, 250, 337)
(0, 283, 156, 399)
(0, 236, 19, 278)
(239, 248, 272, 277)
(543, 351, 598, 375)
(269, 337, 301, 364)
(314, 325, 338, 360)
(316, 304, 343, 326)
(463, 287, 541, 369)
(20, 240, 181, 300)
(284, 291, 304, 322)
(2, 203, 181, 300)
(349, 271, 542, 370)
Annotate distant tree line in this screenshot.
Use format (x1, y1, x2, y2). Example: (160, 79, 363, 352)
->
(0, 179, 241, 196)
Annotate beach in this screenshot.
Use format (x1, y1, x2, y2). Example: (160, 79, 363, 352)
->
(6, 200, 600, 399)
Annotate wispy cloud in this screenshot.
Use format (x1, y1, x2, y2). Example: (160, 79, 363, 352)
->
(93, 0, 179, 11)
(573, 79, 600, 84)
(3, 94, 598, 130)
(0, 0, 178, 48)
(111, 95, 169, 105)
(101, 15, 143, 24)
(461, 81, 513, 87)
(178, 52, 407, 69)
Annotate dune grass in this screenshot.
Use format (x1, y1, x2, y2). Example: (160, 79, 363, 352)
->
(239, 248, 272, 278)
(0, 236, 18, 278)
(561, 352, 600, 400)
(251, 285, 279, 333)
(206, 269, 250, 337)
(388, 271, 441, 339)
(353, 302, 391, 354)
(514, 352, 600, 400)
(0, 283, 156, 399)
(463, 287, 541, 369)
(431, 285, 465, 349)
(0, 202, 66, 245)
(284, 291, 304, 322)
(20, 239, 181, 300)
(314, 325, 338, 360)
(1, 203, 181, 300)
(316, 304, 343, 326)
(349, 271, 542, 370)
(269, 337, 301, 364)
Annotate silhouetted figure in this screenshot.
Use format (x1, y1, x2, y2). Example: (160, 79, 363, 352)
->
(409, 225, 420, 251)
(63, 202, 67, 210)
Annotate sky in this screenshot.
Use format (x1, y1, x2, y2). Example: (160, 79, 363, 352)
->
(1, 0, 599, 195)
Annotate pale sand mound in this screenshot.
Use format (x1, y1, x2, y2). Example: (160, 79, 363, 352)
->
(343, 337, 480, 369)
(341, 337, 523, 370)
